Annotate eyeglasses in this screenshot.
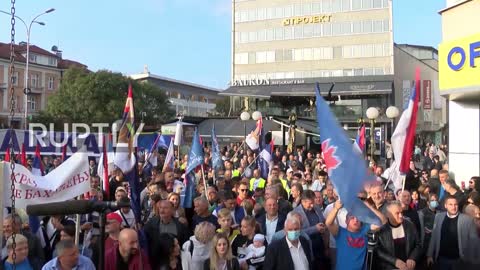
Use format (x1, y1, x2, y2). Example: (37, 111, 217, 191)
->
(240, 189, 248, 192)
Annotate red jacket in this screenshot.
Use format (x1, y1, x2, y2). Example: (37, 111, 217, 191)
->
(104, 247, 152, 270)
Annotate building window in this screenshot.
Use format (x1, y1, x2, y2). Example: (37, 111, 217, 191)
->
(48, 77, 54, 90)
(293, 49, 303, 61)
(362, 0, 373, 9)
(323, 23, 332, 36)
(28, 95, 36, 111)
(284, 27, 293, 39)
(240, 32, 248, 43)
(266, 8, 273, 19)
(275, 7, 283, 18)
(354, 68, 363, 76)
(248, 52, 256, 64)
(12, 71, 18, 86)
(342, 0, 352, 11)
(383, 19, 390, 31)
(235, 53, 248, 64)
(303, 3, 311, 15)
(248, 31, 256, 43)
(314, 24, 322, 36)
(363, 20, 372, 33)
(364, 68, 374, 75)
(275, 28, 284, 40)
(266, 51, 275, 63)
(304, 25, 314, 38)
(294, 26, 303, 39)
(29, 54, 37, 63)
(294, 4, 302, 16)
(373, 0, 383, 8)
(284, 5, 293, 17)
(275, 50, 284, 62)
(312, 2, 321, 13)
(373, 20, 383, 32)
(284, 49, 293, 61)
(353, 21, 362, 33)
(240, 11, 248, 22)
(304, 48, 313, 60)
(266, 29, 274, 41)
(342, 22, 352, 34)
(257, 29, 266, 42)
(48, 57, 57, 66)
(31, 74, 39, 87)
(352, 0, 362, 10)
(332, 0, 342, 12)
(332, 23, 342, 35)
(248, 9, 256, 21)
(257, 8, 266, 20)
(256, 51, 266, 64)
(322, 0, 332, 12)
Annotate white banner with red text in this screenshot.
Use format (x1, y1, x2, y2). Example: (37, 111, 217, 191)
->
(2, 151, 90, 209)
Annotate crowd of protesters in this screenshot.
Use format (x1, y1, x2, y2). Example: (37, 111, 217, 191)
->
(2, 141, 480, 270)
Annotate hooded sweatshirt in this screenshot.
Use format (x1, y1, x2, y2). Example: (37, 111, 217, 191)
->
(181, 236, 212, 270)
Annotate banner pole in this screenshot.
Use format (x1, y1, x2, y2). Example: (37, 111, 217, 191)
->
(74, 196, 81, 245)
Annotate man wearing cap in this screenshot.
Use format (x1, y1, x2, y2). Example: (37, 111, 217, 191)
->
(326, 200, 385, 270)
(114, 197, 136, 229)
(105, 212, 123, 252)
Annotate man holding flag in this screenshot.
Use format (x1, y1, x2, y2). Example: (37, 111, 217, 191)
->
(315, 83, 386, 270)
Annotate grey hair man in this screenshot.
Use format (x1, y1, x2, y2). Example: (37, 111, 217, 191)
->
(264, 212, 313, 270)
(42, 239, 95, 270)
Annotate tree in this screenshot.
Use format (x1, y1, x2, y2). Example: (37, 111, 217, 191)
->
(214, 96, 231, 116)
(33, 68, 174, 129)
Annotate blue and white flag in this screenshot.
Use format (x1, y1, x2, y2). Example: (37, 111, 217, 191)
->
(211, 125, 222, 170)
(315, 83, 380, 225)
(184, 128, 204, 208)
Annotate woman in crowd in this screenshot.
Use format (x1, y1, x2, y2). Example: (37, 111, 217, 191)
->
(157, 233, 182, 270)
(182, 222, 216, 270)
(204, 234, 240, 270)
(169, 192, 188, 225)
(410, 190, 427, 210)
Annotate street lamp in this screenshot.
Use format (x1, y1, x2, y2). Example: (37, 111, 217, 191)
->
(366, 107, 379, 161)
(386, 106, 400, 139)
(0, 8, 55, 129)
(240, 111, 251, 154)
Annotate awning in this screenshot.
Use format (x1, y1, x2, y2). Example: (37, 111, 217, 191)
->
(220, 77, 393, 98)
(197, 119, 280, 142)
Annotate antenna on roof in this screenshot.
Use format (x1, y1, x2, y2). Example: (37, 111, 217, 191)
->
(143, 65, 150, 74)
(51, 45, 62, 58)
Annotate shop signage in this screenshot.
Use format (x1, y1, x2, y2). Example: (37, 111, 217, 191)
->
(232, 79, 305, 87)
(282, 15, 332, 26)
(439, 33, 480, 91)
(423, 80, 432, 110)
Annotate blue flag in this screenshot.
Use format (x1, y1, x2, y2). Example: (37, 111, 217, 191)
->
(125, 151, 142, 223)
(186, 128, 204, 175)
(315, 84, 380, 225)
(211, 125, 222, 170)
(184, 128, 204, 208)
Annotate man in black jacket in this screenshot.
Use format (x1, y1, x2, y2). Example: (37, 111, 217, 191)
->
(144, 200, 190, 269)
(264, 213, 313, 270)
(375, 201, 421, 270)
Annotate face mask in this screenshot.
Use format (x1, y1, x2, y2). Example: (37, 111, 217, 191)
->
(429, 201, 438, 209)
(287, 230, 301, 241)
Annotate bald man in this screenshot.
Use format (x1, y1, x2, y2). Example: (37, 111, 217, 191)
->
(104, 228, 151, 270)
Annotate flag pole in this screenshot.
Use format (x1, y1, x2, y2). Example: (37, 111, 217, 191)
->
(74, 196, 82, 245)
(241, 154, 260, 177)
(401, 175, 406, 193)
(201, 164, 208, 198)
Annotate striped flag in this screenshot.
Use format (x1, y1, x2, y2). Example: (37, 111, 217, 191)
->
(21, 143, 27, 166)
(32, 144, 44, 176)
(98, 134, 110, 198)
(211, 124, 222, 169)
(114, 83, 136, 173)
(163, 138, 175, 172)
(392, 69, 420, 174)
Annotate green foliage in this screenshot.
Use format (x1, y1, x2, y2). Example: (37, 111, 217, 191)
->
(214, 96, 231, 116)
(32, 68, 174, 129)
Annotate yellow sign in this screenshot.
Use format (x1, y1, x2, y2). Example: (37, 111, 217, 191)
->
(439, 33, 480, 90)
(282, 15, 332, 26)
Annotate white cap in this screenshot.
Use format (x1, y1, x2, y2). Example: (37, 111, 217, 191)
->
(254, 234, 265, 242)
